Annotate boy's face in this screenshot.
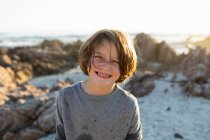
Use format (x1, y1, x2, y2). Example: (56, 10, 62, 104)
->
(87, 40, 120, 88)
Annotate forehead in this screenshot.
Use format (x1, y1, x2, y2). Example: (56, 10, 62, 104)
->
(94, 40, 118, 57)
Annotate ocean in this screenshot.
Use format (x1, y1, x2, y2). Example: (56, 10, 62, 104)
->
(0, 33, 206, 54)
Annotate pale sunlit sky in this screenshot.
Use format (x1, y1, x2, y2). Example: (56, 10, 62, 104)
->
(0, 0, 210, 35)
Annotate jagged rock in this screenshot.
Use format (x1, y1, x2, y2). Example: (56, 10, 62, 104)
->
(179, 46, 210, 99)
(0, 66, 17, 100)
(0, 54, 12, 66)
(134, 33, 182, 72)
(125, 71, 157, 97)
(49, 79, 72, 92)
(134, 33, 157, 61)
(0, 78, 72, 139)
(41, 40, 64, 50)
(0, 66, 15, 87)
(180, 47, 210, 80)
(156, 41, 178, 64)
(0, 94, 55, 139)
(5, 39, 81, 77)
(7, 83, 49, 103)
(182, 82, 210, 99)
(0, 94, 9, 106)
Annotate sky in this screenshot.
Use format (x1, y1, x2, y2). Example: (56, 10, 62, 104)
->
(0, 0, 210, 35)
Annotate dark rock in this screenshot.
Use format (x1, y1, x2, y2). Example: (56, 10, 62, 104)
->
(174, 133, 183, 139)
(125, 71, 156, 97)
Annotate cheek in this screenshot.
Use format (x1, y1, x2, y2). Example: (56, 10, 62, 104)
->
(113, 66, 121, 76)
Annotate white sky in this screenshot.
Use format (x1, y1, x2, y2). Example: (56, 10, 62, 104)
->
(0, 0, 210, 35)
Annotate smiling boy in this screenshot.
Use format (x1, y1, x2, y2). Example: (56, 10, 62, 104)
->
(55, 29, 142, 140)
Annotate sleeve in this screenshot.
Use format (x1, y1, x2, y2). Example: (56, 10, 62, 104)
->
(55, 91, 66, 140)
(125, 98, 142, 140)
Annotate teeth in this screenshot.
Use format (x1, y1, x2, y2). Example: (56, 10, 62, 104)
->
(96, 71, 111, 78)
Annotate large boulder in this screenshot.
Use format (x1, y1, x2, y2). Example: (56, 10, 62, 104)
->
(134, 33, 157, 61)
(0, 95, 55, 140)
(1, 39, 82, 80)
(134, 33, 183, 71)
(125, 71, 157, 97)
(0, 80, 72, 140)
(179, 46, 210, 100)
(179, 47, 210, 80)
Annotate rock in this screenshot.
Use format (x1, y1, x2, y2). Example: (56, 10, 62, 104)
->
(156, 41, 178, 64)
(38, 133, 55, 140)
(179, 46, 210, 99)
(7, 83, 49, 103)
(125, 71, 157, 97)
(0, 66, 17, 97)
(0, 94, 55, 139)
(41, 40, 64, 50)
(34, 102, 56, 132)
(49, 79, 72, 92)
(174, 133, 183, 139)
(180, 47, 210, 80)
(0, 54, 12, 66)
(183, 82, 210, 99)
(134, 33, 182, 72)
(0, 77, 73, 139)
(0, 94, 9, 106)
(2, 132, 16, 140)
(193, 35, 210, 52)
(15, 128, 46, 140)
(5, 39, 81, 77)
(134, 33, 157, 61)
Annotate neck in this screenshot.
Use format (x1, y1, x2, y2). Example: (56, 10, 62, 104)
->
(82, 80, 116, 96)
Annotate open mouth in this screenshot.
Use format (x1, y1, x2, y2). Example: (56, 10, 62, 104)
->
(95, 71, 112, 78)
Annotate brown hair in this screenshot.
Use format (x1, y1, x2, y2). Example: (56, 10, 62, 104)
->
(79, 29, 137, 83)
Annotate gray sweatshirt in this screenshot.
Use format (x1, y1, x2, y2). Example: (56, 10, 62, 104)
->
(55, 82, 142, 140)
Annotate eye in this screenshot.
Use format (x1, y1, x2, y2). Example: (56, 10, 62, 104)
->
(94, 55, 101, 58)
(112, 60, 119, 64)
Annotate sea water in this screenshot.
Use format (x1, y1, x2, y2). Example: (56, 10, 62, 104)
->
(0, 32, 207, 55)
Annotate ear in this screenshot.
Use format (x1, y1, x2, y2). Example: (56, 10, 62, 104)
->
(87, 60, 92, 74)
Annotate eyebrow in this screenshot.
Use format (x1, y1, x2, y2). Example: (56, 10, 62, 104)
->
(94, 52, 119, 60)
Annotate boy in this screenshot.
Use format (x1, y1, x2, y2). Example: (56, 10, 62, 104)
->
(55, 29, 142, 140)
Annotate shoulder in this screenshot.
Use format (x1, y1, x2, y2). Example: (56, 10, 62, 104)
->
(56, 82, 81, 100)
(116, 85, 138, 108)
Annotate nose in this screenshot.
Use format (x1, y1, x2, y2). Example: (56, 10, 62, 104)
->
(96, 60, 113, 70)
